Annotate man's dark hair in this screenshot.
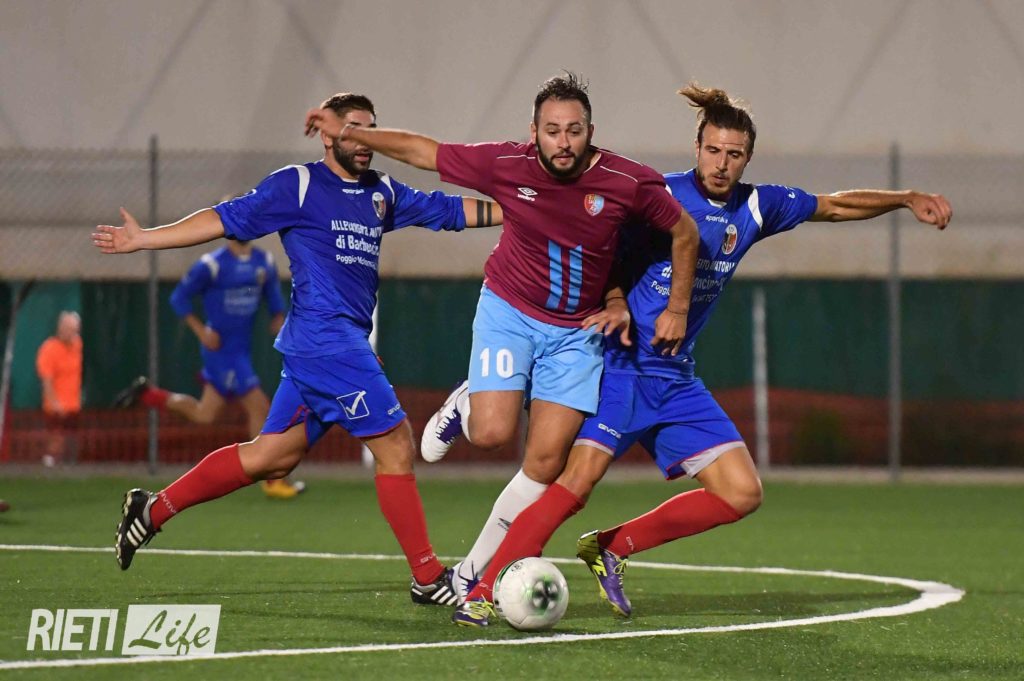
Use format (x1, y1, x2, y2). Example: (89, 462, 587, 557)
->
(533, 72, 592, 125)
(678, 83, 756, 155)
(320, 92, 376, 119)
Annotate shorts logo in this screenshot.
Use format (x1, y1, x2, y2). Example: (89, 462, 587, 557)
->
(597, 422, 621, 439)
(372, 192, 386, 220)
(721, 224, 738, 255)
(584, 194, 605, 216)
(338, 390, 370, 420)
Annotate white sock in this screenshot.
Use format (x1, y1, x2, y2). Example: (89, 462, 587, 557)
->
(458, 387, 472, 442)
(460, 468, 548, 578)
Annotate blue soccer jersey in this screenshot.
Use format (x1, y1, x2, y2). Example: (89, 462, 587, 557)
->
(170, 246, 285, 354)
(214, 161, 466, 358)
(605, 169, 817, 379)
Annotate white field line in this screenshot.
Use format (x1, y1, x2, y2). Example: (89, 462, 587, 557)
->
(0, 544, 965, 671)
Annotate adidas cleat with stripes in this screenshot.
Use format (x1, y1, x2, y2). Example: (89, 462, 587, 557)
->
(576, 530, 632, 617)
(115, 488, 158, 571)
(410, 567, 459, 606)
(451, 597, 495, 627)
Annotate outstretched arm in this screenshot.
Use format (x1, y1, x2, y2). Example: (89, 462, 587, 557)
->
(93, 207, 225, 254)
(651, 209, 700, 356)
(812, 190, 952, 229)
(305, 108, 440, 171)
(462, 198, 503, 228)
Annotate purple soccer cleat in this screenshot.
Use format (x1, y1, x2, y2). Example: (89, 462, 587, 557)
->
(576, 530, 632, 617)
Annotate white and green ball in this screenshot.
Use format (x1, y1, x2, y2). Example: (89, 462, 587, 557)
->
(493, 557, 569, 631)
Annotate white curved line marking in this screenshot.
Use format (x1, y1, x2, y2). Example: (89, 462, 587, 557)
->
(0, 544, 964, 671)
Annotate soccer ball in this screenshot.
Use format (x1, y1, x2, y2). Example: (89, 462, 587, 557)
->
(493, 557, 569, 631)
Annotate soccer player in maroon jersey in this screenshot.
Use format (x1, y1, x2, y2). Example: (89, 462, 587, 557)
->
(305, 73, 701, 624)
(442, 83, 952, 625)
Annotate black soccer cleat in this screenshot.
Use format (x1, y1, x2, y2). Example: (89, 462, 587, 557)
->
(115, 488, 158, 570)
(113, 376, 149, 409)
(410, 567, 459, 606)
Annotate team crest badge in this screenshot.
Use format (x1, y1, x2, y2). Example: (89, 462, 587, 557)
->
(584, 194, 605, 216)
(721, 224, 738, 255)
(255, 267, 266, 286)
(372, 192, 386, 220)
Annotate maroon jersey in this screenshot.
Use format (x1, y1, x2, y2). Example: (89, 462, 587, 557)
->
(437, 141, 682, 327)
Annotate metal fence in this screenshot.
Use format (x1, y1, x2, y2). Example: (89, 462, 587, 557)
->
(1, 144, 1022, 472)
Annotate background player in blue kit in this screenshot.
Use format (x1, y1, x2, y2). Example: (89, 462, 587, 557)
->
(455, 83, 952, 624)
(94, 93, 502, 606)
(114, 235, 306, 499)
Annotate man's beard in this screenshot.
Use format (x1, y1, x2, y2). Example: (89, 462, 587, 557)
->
(538, 145, 589, 179)
(695, 166, 732, 199)
(333, 144, 371, 177)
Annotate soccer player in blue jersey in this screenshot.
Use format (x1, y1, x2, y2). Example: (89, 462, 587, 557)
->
(95, 93, 502, 606)
(452, 83, 952, 624)
(304, 73, 702, 625)
(114, 236, 306, 499)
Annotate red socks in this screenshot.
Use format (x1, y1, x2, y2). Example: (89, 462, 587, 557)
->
(469, 483, 584, 601)
(374, 473, 445, 586)
(150, 443, 252, 529)
(141, 386, 170, 409)
(599, 489, 741, 557)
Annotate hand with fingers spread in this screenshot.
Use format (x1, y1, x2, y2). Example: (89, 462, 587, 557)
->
(304, 107, 348, 139)
(906, 192, 953, 230)
(582, 298, 632, 347)
(651, 306, 687, 356)
(92, 207, 145, 254)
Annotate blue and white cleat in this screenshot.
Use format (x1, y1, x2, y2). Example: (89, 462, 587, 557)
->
(420, 380, 468, 463)
(576, 530, 632, 617)
(452, 560, 481, 605)
(451, 597, 495, 627)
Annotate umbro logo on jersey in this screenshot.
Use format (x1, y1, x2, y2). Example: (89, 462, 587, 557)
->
(338, 391, 370, 420)
(517, 187, 537, 202)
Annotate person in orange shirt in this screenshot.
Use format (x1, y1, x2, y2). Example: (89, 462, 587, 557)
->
(35, 311, 82, 466)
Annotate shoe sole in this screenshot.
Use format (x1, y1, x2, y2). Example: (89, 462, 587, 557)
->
(420, 382, 467, 463)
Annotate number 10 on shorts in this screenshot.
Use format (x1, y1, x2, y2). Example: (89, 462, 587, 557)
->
(479, 347, 514, 378)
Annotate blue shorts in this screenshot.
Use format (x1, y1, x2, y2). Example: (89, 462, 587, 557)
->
(575, 372, 745, 479)
(200, 349, 261, 399)
(468, 286, 603, 414)
(261, 349, 406, 443)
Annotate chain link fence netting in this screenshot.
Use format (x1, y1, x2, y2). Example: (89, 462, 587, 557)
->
(1, 146, 1021, 467)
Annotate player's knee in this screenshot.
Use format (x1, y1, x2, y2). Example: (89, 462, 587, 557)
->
(192, 410, 218, 425)
(468, 421, 516, 450)
(522, 452, 566, 485)
(727, 477, 763, 517)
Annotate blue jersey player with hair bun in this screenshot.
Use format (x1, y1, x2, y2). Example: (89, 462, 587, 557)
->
(96, 93, 503, 608)
(456, 82, 952, 624)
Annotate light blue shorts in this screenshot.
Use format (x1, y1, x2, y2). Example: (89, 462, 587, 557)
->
(468, 286, 603, 414)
